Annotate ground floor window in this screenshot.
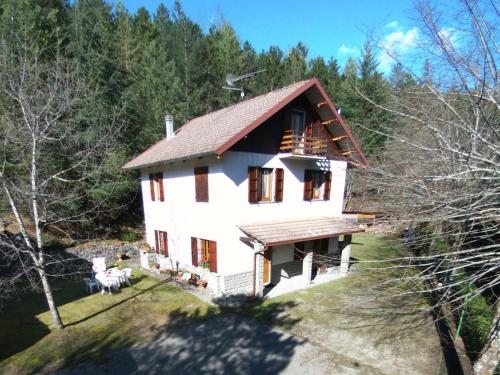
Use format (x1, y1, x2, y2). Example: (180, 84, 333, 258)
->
(154, 230, 168, 257)
(191, 237, 217, 272)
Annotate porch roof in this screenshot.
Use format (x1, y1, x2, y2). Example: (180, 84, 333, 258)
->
(238, 216, 364, 246)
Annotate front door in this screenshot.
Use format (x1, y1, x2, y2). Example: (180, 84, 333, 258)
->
(263, 248, 271, 284)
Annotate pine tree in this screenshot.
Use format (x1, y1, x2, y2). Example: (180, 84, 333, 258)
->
(282, 42, 308, 83)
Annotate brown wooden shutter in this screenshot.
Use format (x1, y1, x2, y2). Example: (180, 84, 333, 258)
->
(208, 240, 217, 273)
(149, 174, 156, 201)
(195, 167, 209, 202)
(275, 168, 284, 202)
(154, 230, 159, 254)
(248, 167, 259, 203)
(323, 171, 332, 200)
(158, 173, 165, 202)
(191, 237, 198, 266)
(162, 231, 168, 257)
(303, 170, 313, 200)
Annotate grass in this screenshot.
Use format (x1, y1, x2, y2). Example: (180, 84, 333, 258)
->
(0, 271, 215, 374)
(240, 234, 443, 375)
(245, 233, 408, 326)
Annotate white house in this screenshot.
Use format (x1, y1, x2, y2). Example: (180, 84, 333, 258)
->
(123, 78, 368, 298)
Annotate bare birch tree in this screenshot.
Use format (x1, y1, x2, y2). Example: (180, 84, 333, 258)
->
(0, 21, 121, 327)
(346, 1, 499, 374)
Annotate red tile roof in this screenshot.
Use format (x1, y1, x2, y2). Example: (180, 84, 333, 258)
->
(123, 79, 367, 170)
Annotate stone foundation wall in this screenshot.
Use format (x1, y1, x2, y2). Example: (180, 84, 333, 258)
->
(64, 243, 141, 268)
(220, 270, 254, 296)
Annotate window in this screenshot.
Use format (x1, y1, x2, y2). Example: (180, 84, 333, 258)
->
(248, 167, 284, 203)
(191, 237, 217, 272)
(149, 173, 164, 201)
(304, 170, 332, 201)
(154, 230, 168, 256)
(194, 166, 209, 202)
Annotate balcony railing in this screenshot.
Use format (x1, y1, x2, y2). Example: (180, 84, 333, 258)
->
(279, 130, 327, 156)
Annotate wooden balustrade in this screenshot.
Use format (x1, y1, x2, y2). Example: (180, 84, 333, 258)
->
(279, 130, 327, 156)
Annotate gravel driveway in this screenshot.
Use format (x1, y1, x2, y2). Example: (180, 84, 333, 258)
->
(57, 314, 383, 375)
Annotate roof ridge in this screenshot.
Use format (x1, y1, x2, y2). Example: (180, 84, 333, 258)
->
(181, 79, 312, 127)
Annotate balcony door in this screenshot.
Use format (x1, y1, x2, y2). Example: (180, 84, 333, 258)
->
(291, 110, 306, 154)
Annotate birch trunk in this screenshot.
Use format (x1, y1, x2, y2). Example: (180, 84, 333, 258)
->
(472, 302, 500, 375)
(38, 268, 64, 329)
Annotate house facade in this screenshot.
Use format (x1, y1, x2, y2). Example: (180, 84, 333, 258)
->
(124, 79, 367, 297)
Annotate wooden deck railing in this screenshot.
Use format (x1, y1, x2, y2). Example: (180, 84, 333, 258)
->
(279, 130, 327, 156)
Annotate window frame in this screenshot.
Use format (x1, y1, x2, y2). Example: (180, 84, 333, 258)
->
(154, 230, 168, 257)
(258, 168, 273, 202)
(291, 109, 306, 135)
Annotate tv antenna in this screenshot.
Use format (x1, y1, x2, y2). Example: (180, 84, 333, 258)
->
(222, 69, 266, 99)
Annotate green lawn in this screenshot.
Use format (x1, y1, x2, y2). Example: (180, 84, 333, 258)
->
(0, 271, 214, 374)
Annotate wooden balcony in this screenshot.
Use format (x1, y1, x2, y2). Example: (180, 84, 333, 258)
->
(279, 130, 327, 157)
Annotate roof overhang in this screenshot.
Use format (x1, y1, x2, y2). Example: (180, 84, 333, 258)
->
(215, 78, 368, 167)
(122, 151, 216, 171)
(238, 216, 365, 247)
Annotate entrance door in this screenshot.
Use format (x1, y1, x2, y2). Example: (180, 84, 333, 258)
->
(263, 248, 271, 284)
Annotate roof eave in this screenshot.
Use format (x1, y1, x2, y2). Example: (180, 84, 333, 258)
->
(122, 151, 216, 171)
(214, 79, 317, 156)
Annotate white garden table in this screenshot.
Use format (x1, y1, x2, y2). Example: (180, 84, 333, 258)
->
(95, 268, 125, 295)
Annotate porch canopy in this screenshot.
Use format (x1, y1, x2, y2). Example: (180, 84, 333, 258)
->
(238, 216, 364, 246)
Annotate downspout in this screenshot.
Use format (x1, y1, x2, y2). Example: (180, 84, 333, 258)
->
(252, 242, 267, 297)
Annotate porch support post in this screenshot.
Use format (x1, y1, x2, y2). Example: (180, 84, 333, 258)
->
(253, 242, 265, 297)
(340, 235, 352, 274)
(302, 252, 313, 286)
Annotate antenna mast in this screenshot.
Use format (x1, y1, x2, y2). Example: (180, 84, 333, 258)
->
(222, 69, 266, 99)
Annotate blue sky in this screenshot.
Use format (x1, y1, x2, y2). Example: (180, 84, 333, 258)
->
(118, 0, 420, 72)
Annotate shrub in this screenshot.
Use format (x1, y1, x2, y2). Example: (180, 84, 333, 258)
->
(120, 231, 141, 242)
(459, 293, 495, 360)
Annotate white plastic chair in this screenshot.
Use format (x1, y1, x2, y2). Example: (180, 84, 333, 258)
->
(84, 278, 100, 293)
(92, 257, 106, 273)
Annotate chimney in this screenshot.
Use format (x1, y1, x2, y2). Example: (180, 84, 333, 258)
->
(165, 115, 174, 140)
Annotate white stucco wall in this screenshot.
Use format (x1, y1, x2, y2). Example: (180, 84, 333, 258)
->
(140, 151, 347, 276)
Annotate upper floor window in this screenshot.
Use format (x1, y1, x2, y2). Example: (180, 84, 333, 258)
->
(304, 170, 332, 201)
(154, 230, 168, 256)
(149, 173, 164, 201)
(248, 167, 284, 203)
(194, 166, 209, 202)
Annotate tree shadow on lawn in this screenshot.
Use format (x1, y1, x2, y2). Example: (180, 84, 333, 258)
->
(58, 298, 303, 375)
(0, 275, 147, 363)
(320, 272, 468, 375)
